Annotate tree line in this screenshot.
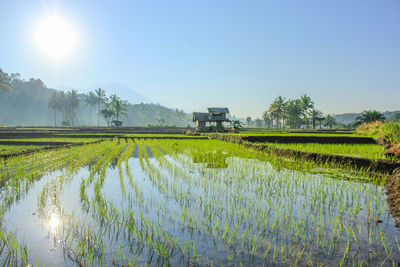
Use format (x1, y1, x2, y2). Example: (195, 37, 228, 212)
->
(0, 69, 190, 127)
(256, 94, 337, 129)
(47, 88, 128, 126)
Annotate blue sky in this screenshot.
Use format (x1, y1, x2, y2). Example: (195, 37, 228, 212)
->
(1, 0, 399, 118)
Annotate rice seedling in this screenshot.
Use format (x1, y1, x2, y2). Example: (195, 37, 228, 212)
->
(0, 138, 399, 266)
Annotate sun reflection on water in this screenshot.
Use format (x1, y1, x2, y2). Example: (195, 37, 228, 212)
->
(48, 213, 61, 233)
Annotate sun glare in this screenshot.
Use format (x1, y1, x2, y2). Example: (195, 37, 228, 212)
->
(35, 15, 77, 60)
(48, 213, 61, 232)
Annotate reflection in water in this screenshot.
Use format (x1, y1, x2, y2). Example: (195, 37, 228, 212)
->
(48, 213, 61, 233)
(192, 151, 229, 168)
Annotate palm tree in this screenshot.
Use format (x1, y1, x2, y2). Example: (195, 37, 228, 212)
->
(285, 99, 303, 129)
(65, 89, 80, 126)
(84, 91, 97, 126)
(47, 91, 61, 126)
(323, 114, 337, 129)
(0, 70, 12, 92)
(300, 94, 314, 128)
(308, 109, 324, 129)
(95, 88, 107, 126)
(261, 111, 271, 128)
(355, 110, 385, 126)
(268, 96, 286, 128)
(110, 97, 128, 122)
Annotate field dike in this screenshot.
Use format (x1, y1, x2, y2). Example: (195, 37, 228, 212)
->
(207, 134, 400, 174)
(0, 140, 105, 159)
(386, 168, 400, 227)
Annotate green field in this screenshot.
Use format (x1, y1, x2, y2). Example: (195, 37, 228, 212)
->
(0, 144, 49, 155)
(0, 138, 398, 266)
(0, 137, 103, 143)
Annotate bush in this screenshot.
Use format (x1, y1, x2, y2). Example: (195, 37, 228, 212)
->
(356, 121, 400, 144)
(356, 121, 383, 136)
(380, 122, 400, 144)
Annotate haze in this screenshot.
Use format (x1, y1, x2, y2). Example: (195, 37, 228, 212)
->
(1, 0, 399, 118)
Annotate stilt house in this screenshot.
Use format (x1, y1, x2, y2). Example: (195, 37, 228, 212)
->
(193, 107, 230, 132)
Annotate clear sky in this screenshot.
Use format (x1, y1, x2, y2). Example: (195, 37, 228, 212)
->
(1, 0, 399, 118)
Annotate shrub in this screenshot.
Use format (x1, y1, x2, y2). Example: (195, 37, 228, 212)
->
(380, 122, 400, 144)
(356, 121, 383, 136)
(356, 121, 400, 144)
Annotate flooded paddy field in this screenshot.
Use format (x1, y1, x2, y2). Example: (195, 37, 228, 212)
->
(0, 139, 399, 266)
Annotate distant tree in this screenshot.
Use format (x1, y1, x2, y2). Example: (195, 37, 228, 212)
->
(110, 96, 128, 122)
(155, 111, 165, 125)
(255, 118, 263, 128)
(95, 88, 107, 126)
(355, 110, 385, 126)
(284, 99, 303, 129)
(85, 91, 97, 126)
(299, 94, 314, 128)
(101, 108, 114, 127)
(323, 114, 337, 129)
(65, 89, 80, 126)
(47, 91, 62, 126)
(232, 120, 244, 131)
(0, 69, 12, 92)
(268, 96, 286, 128)
(246, 116, 252, 127)
(308, 109, 324, 129)
(261, 111, 271, 128)
(390, 112, 400, 122)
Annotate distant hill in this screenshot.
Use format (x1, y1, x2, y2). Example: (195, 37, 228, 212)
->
(89, 82, 154, 104)
(0, 75, 191, 127)
(333, 111, 400, 125)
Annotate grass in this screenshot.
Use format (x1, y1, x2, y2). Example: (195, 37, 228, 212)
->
(0, 145, 48, 155)
(261, 143, 386, 160)
(357, 121, 400, 144)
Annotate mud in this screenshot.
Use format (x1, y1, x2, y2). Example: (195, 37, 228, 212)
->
(386, 168, 400, 227)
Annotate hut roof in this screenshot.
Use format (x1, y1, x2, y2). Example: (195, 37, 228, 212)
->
(193, 112, 210, 122)
(208, 107, 229, 114)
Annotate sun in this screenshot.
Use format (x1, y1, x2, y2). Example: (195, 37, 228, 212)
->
(35, 15, 77, 60)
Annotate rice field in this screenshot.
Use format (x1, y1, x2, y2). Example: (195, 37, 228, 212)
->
(0, 144, 48, 155)
(263, 143, 386, 160)
(0, 138, 103, 143)
(0, 139, 398, 266)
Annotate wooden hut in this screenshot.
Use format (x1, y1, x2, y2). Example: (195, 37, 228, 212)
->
(193, 107, 230, 132)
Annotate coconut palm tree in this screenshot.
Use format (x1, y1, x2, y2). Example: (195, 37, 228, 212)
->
(300, 94, 314, 128)
(110, 97, 128, 122)
(323, 114, 337, 129)
(308, 108, 324, 129)
(268, 96, 286, 128)
(85, 91, 97, 126)
(95, 88, 107, 126)
(261, 111, 271, 128)
(355, 110, 385, 126)
(285, 99, 303, 129)
(47, 91, 62, 126)
(65, 89, 80, 126)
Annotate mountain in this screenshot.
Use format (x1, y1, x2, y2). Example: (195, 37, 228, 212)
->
(333, 111, 400, 125)
(0, 73, 191, 127)
(90, 83, 154, 104)
(56, 83, 155, 105)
